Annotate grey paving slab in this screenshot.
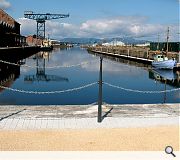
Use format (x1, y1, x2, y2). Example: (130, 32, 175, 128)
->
(0, 104, 179, 130)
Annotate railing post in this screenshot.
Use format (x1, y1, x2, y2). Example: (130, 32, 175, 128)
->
(98, 57, 103, 123)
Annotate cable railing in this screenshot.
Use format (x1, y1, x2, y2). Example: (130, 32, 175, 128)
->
(0, 81, 179, 94)
(0, 82, 97, 94)
(104, 82, 180, 94)
(0, 57, 179, 95)
(0, 55, 179, 123)
(0, 59, 97, 69)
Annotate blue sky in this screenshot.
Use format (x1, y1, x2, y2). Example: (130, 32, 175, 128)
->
(1, 0, 179, 40)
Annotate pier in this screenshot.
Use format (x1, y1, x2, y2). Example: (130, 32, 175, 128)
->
(89, 48, 153, 64)
(0, 104, 179, 129)
(87, 46, 180, 69)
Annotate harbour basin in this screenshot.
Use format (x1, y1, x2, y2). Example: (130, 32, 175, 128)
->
(0, 47, 179, 105)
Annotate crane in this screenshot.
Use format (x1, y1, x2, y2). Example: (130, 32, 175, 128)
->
(24, 11, 69, 39)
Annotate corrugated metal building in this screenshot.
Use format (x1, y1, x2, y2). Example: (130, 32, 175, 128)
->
(0, 9, 25, 47)
(150, 42, 180, 52)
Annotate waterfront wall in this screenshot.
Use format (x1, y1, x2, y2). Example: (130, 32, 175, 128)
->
(87, 46, 179, 61)
(0, 46, 40, 61)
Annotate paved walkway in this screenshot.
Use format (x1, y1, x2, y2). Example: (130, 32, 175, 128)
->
(0, 104, 179, 130)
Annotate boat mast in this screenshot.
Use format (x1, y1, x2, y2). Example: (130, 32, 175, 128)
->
(166, 27, 170, 54)
(157, 34, 160, 51)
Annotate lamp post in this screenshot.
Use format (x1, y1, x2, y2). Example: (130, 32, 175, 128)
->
(98, 57, 103, 123)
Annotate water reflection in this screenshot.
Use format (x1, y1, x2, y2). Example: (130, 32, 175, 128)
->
(149, 69, 179, 87)
(149, 69, 179, 103)
(0, 47, 179, 105)
(24, 51, 69, 83)
(89, 51, 179, 86)
(0, 62, 20, 92)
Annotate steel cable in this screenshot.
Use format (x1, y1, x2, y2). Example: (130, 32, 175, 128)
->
(0, 59, 96, 69)
(0, 82, 97, 94)
(104, 82, 180, 94)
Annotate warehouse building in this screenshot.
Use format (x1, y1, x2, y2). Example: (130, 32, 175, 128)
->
(0, 9, 25, 47)
(26, 35, 43, 46)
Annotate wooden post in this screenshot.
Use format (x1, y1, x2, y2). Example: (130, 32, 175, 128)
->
(147, 49, 149, 59)
(157, 34, 160, 51)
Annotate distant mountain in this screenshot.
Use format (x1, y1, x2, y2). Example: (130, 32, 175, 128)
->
(60, 38, 101, 44)
(60, 37, 150, 45)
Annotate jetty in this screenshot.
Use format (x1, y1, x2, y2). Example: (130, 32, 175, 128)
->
(87, 46, 180, 70)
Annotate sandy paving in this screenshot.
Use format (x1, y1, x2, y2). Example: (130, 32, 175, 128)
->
(0, 104, 179, 151)
(0, 126, 179, 151)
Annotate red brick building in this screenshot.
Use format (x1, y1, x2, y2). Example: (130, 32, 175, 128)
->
(26, 35, 43, 46)
(0, 9, 25, 47)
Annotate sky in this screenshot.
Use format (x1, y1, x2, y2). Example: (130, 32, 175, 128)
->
(0, 0, 179, 41)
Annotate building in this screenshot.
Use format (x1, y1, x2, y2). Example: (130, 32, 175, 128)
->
(102, 41, 125, 46)
(136, 42, 150, 47)
(150, 42, 180, 52)
(0, 9, 25, 47)
(26, 35, 43, 46)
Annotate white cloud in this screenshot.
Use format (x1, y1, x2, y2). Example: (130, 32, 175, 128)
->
(46, 21, 79, 38)
(0, 0, 11, 10)
(17, 16, 179, 41)
(79, 17, 178, 40)
(80, 16, 147, 37)
(18, 18, 36, 35)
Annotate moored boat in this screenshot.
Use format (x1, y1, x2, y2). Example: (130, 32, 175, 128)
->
(40, 38, 53, 51)
(40, 45, 53, 51)
(152, 54, 176, 69)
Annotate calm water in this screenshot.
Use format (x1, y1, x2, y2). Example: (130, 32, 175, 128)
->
(0, 47, 179, 105)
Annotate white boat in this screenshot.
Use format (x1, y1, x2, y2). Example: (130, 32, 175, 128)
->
(40, 38, 53, 51)
(152, 54, 176, 69)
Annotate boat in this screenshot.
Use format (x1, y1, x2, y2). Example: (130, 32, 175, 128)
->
(152, 54, 176, 69)
(40, 38, 53, 51)
(40, 45, 53, 51)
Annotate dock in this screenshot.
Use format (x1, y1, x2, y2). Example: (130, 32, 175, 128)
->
(88, 46, 180, 69)
(174, 63, 180, 71)
(0, 46, 40, 54)
(90, 49, 153, 64)
(0, 104, 179, 130)
(0, 46, 40, 61)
